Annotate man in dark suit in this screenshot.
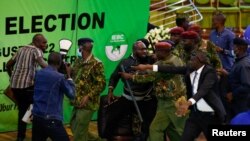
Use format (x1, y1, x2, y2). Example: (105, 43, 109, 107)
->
(217, 37, 250, 120)
(132, 51, 226, 141)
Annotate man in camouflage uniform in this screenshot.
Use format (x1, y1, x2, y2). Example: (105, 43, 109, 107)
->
(178, 31, 223, 70)
(121, 42, 187, 141)
(187, 24, 222, 70)
(175, 31, 199, 64)
(169, 27, 185, 58)
(70, 38, 106, 141)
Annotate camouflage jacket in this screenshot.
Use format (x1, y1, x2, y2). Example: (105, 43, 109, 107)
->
(198, 39, 223, 69)
(173, 39, 222, 69)
(133, 54, 186, 100)
(172, 43, 191, 65)
(172, 42, 185, 62)
(72, 55, 106, 110)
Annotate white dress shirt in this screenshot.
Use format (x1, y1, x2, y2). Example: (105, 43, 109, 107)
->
(153, 64, 214, 112)
(189, 65, 214, 112)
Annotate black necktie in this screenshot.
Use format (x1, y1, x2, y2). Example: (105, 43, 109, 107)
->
(192, 71, 198, 94)
(192, 71, 198, 111)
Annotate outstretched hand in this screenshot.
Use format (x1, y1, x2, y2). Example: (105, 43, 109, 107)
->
(131, 64, 152, 71)
(118, 72, 133, 80)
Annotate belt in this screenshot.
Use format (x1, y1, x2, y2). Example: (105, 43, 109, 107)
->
(194, 109, 215, 116)
(124, 87, 153, 96)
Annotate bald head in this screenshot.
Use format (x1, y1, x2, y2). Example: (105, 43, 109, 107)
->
(33, 34, 43, 42)
(133, 41, 146, 51)
(32, 34, 47, 52)
(133, 41, 147, 58)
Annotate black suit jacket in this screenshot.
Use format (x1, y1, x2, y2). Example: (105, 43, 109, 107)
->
(158, 65, 226, 122)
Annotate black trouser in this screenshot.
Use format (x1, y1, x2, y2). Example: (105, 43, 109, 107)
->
(218, 75, 232, 123)
(136, 95, 157, 141)
(12, 86, 34, 140)
(105, 95, 157, 141)
(181, 110, 220, 141)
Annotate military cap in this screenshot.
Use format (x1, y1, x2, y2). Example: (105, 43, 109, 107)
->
(155, 42, 172, 50)
(78, 38, 94, 46)
(181, 31, 199, 39)
(159, 40, 175, 46)
(188, 24, 202, 34)
(233, 37, 248, 46)
(169, 27, 184, 34)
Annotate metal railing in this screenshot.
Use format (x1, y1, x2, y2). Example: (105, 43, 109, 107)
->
(150, 0, 203, 29)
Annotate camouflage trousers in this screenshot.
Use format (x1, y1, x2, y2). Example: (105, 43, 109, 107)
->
(148, 99, 188, 141)
(70, 108, 103, 141)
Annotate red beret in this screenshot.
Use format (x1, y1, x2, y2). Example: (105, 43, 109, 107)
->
(155, 42, 172, 50)
(169, 27, 184, 34)
(188, 24, 202, 34)
(181, 31, 199, 39)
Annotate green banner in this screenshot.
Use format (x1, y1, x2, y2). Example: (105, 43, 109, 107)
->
(0, 0, 149, 132)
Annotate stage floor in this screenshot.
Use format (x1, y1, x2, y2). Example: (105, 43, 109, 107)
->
(0, 121, 206, 141)
(0, 122, 97, 141)
(0, 127, 72, 141)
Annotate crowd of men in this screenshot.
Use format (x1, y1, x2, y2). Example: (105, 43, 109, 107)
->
(6, 11, 250, 141)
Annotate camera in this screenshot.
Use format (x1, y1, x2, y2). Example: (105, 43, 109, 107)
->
(58, 54, 70, 75)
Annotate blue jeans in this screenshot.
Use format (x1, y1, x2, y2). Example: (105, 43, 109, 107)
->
(32, 116, 69, 141)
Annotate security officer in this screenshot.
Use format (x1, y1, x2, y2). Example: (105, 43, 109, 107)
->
(70, 38, 106, 141)
(120, 42, 187, 141)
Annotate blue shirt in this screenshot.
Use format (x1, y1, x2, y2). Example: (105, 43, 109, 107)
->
(230, 111, 250, 125)
(210, 28, 235, 71)
(32, 66, 75, 121)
